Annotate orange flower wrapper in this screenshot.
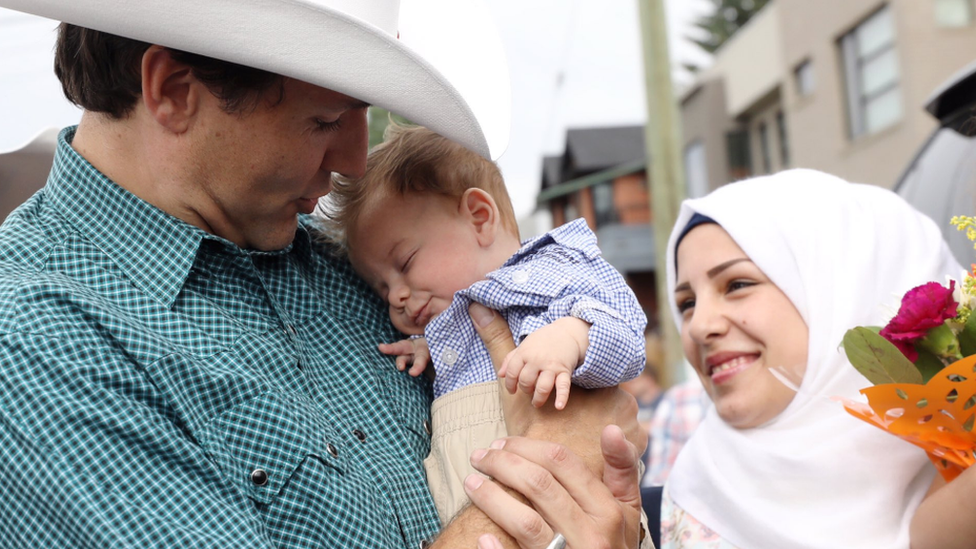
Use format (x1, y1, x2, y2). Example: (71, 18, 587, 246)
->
(839, 354, 976, 482)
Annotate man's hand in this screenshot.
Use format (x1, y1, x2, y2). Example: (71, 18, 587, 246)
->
(378, 337, 430, 377)
(499, 317, 590, 410)
(460, 303, 647, 548)
(468, 303, 646, 456)
(464, 425, 643, 549)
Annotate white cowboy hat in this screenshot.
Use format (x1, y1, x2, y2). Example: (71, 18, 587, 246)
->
(0, 0, 510, 160)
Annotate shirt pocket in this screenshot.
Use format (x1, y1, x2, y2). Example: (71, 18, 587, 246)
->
(199, 391, 342, 505)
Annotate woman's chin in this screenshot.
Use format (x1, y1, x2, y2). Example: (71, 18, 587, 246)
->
(716, 399, 767, 429)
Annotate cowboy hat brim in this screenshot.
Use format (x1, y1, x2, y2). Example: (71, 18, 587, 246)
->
(0, 0, 509, 160)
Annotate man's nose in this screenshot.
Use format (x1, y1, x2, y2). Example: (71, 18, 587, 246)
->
(321, 108, 369, 179)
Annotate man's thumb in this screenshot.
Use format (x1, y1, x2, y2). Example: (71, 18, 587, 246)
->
(601, 424, 642, 506)
(468, 303, 515, 375)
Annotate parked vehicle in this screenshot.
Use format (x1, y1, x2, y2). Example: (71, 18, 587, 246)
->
(0, 128, 58, 223)
(895, 60, 976, 266)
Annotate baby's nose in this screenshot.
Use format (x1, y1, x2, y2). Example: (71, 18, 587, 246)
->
(391, 284, 410, 305)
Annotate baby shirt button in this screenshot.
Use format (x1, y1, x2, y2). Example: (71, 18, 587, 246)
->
(441, 348, 458, 365)
(511, 269, 529, 284)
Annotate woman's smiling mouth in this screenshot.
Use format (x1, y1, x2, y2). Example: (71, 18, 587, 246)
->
(706, 353, 759, 384)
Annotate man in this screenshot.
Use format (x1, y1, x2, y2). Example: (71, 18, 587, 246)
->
(0, 1, 647, 547)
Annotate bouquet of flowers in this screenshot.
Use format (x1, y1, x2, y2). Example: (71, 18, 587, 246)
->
(841, 216, 976, 481)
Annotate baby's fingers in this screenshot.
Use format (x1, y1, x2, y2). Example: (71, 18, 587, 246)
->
(503, 353, 525, 395)
(554, 372, 572, 410)
(395, 354, 412, 372)
(532, 370, 555, 408)
(407, 352, 429, 377)
(517, 365, 540, 397)
(378, 339, 416, 357)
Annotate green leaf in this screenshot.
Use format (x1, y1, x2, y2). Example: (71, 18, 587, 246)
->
(918, 323, 963, 360)
(959, 312, 976, 356)
(914, 350, 946, 383)
(842, 327, 923, 385)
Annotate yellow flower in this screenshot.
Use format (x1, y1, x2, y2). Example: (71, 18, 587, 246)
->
(950, 216, 976, 250)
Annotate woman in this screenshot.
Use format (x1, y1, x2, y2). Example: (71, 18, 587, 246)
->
(661, 169, 961, 548)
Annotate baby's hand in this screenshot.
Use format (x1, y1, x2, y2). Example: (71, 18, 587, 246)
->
(499, 317, 590, 410)
(378, 337, 430, 377)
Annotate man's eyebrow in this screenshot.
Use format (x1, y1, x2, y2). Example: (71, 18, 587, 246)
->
(707, 258, 751, 278)
(348, 100, 371, 110)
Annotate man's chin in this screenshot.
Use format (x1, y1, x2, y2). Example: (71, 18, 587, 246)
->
(243, 220, 299, 252)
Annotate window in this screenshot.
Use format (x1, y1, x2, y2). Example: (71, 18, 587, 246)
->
(592, 181, 618, 228)
(935, 0, 974, 27)
(776, 111, 790, 168)
(726, 129, 752, 181)
(840, 6, 903, 138)
(758, 122, 772, 174)
(684, 140, 709, 198)
(795, 60, 815, 97)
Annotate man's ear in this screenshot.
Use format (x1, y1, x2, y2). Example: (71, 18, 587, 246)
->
(140, 45, 202, 134)
(460, 188, 500, 248)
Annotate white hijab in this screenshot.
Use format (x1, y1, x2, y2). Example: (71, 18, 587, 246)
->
(665, 169, 963, 549)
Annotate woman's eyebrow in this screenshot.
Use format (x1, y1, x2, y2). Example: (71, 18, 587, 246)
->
(673, 258, 752, 296)
(707, 258, 751, 278)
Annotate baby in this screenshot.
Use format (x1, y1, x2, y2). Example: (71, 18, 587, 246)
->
(326, 123, 647, 522)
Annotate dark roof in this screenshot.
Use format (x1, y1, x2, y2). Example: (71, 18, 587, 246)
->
(565, 125, 646, 173)
(541, 155, 564, 190)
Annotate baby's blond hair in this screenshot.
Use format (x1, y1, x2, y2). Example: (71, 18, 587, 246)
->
(325, 123, 518, 249)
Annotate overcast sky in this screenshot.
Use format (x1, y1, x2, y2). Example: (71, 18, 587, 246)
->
(486, 0, 713, 221)
(0, 0, 713, 219)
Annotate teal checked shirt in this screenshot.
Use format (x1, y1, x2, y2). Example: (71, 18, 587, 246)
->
(0, 128, 440, 547)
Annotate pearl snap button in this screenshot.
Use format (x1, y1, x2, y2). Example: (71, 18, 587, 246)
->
(441, 348, 458, 366)
(511, 269, 529, 284)
(250, 468, 269, 486)
(353, 429, 366, 442)
(327, 443, 338, 457)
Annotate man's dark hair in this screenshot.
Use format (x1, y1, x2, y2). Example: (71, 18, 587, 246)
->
(54, 24, 285, 119)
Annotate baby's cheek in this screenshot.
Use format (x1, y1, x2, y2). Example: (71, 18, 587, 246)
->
(390, 308, 423, 336)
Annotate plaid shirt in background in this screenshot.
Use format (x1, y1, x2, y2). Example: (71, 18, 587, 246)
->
(425, 218, 648, 398)
(643, 379, 711, 487)
(0, 128, 440, 548)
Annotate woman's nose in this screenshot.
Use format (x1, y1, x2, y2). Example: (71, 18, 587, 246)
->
(687, 297, 728, 343)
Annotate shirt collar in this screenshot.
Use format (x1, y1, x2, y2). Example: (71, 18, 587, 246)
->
(46, 127, 207, 308)
(505, 217, 601, 267)
(49, 127, 317, 306)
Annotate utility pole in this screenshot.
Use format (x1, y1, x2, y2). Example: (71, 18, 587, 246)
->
(637, 0, 686, 387)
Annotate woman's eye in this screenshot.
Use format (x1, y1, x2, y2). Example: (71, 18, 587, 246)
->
(727, 280, 755, 293)
(676, 298, 695, 313)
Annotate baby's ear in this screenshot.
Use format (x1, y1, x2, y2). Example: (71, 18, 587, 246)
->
(460, 188, 500, 247)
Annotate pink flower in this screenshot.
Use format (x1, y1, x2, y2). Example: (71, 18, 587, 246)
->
(880, 281, 958, 362)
